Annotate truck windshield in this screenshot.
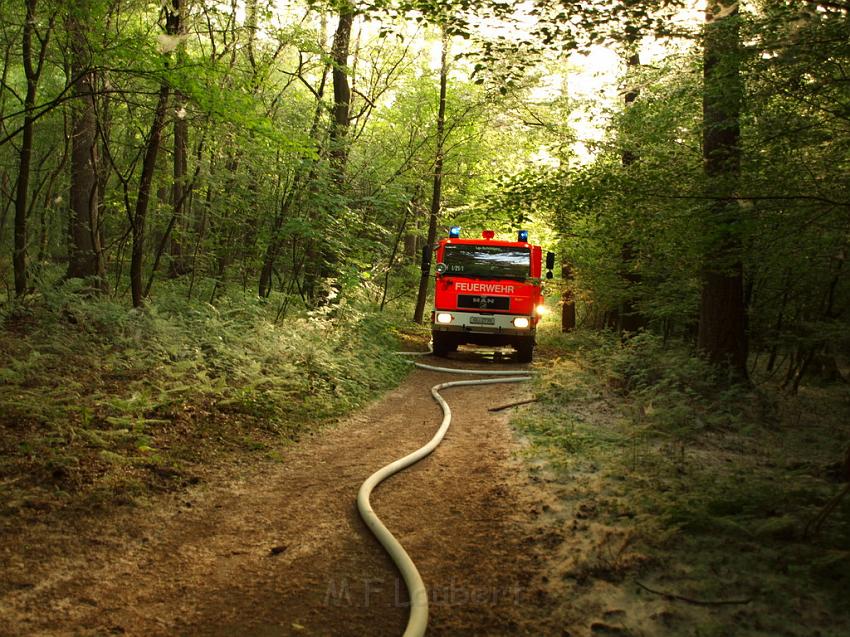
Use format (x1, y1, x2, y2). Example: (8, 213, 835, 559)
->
(442, 245, 531, 280)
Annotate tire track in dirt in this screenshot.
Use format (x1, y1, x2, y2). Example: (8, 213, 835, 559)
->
(0, 352, 556, 636)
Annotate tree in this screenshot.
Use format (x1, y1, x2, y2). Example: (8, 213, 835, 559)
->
(413, 30, 448, 325)
(697, 0, 748, 378)
(13, 0, 54, 296)
(329, 2, 354, 177)
(130, 2, 180, 307)
(615, 30, 646, 335)
(66, 0, 105, 288)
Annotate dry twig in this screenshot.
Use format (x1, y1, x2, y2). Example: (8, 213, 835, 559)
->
(488, 398, 538, 412)
(636, 581, 751, 606)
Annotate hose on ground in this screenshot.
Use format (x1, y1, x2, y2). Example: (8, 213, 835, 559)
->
(356, 354, 532, 637)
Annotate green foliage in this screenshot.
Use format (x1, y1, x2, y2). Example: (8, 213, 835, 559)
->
(481, 6, 850, 382)
(0, 280, 410, 505)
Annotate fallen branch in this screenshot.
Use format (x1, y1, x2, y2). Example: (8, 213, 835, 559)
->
(636, 581, 751, 606)
(488, 398, 538, 412)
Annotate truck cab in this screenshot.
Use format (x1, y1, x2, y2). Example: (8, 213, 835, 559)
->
(430, 228, 554, 362)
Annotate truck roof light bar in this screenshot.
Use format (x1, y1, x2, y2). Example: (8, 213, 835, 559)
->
(449, 226, 461, 238)
(518, 230, 528, 242)
(482, 230, 495, 239)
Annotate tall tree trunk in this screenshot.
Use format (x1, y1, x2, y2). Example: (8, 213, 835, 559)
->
(130, 84, 170, 307)
(130, 2, 179, 307)
(96, 66, 113, 273)
(14, 0, 51, 296)
(618, 36, 645, 334)
(168, 91, 189, 277)
(304, 9, 351, 305)
(413, 32, 448, 325)
(329, 4, 353, 178)
(66, 0, 105, 288)
(697, 0, 748, 379)
(167, 0, 189, 278)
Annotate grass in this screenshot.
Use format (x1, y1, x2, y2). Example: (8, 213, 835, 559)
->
(516, 325, 850, 636)
(0, 277, 413, 519)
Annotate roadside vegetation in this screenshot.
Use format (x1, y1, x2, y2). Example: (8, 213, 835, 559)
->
(0, 271, 412, 519)
(516, 324, 850, 636)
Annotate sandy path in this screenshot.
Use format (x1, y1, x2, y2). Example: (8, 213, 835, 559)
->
(0, 351, 556, 636)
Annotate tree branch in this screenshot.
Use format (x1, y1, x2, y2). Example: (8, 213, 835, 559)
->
(636, 581, 751, 606)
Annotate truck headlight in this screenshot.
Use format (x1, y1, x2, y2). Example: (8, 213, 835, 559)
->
(513, 317, 530, 328)
(535, 304, 548, 315)
(436, 312, 453, 324)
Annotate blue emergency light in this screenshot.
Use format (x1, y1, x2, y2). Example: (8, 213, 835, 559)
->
(449, 226, 461, 238)
(518, 230, 529, 242)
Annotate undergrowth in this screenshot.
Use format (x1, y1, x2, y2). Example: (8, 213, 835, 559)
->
(0, 279, 411, 517)
(517, 326, 850, 636)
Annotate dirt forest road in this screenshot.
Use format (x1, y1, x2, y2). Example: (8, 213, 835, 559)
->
(0, 351, 561, 636)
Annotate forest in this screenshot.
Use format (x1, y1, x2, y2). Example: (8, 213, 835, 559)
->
(1, 0, 849, 635)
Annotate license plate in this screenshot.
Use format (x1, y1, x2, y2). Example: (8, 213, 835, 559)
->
(469, 316, 495, 325)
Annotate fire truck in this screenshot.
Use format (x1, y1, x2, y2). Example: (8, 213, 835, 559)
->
(430, 227, 555, 362)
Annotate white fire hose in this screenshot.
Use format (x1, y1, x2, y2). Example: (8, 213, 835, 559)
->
(356, 352, 532, 637)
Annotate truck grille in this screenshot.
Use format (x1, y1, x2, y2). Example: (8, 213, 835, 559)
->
(457, 295, 510, 311)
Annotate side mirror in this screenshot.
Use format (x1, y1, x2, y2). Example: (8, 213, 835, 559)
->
(545, 251, 555, 271)
(435, 262, 447, 275)
(421, 245, 432, 264)
(546, 271, 553, 279)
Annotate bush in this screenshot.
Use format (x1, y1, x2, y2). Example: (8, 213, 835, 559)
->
(0, 281, 411, 503)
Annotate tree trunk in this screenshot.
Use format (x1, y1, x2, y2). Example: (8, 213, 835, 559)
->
(13, 0, 47, 296)
(96, 66, 113, 274)
(168, 91, 189, 277)
(129, 2, 179, 307)
(66, 0, 105, 288)
(617, 36, 645, 334)
(413, 32, 448, 325)
(561, 262, 576, 332)
(304, 10, 353, 306)
(304, 4, 353, 306)
(130, 84, 170, 307)
(697, 0, 748, 379)
(167, 0, 189, 278)
(329, 5, 353, 177)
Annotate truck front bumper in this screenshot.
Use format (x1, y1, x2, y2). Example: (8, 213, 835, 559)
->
(432, 310, 535, 337)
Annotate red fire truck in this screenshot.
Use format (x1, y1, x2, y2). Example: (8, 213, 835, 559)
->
(430, 227, 554, 362)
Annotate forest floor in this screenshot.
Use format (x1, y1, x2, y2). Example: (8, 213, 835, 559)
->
(2, 340, 850, 636)
(0, 350, 559, 636)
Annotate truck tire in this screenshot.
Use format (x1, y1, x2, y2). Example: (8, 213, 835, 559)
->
(432, 332, 456, 357)
(516, 337, 534, 363)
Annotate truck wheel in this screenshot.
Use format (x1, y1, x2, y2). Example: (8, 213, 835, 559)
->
(432, 333, 455, 357)
(516, 338, 534, 363)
